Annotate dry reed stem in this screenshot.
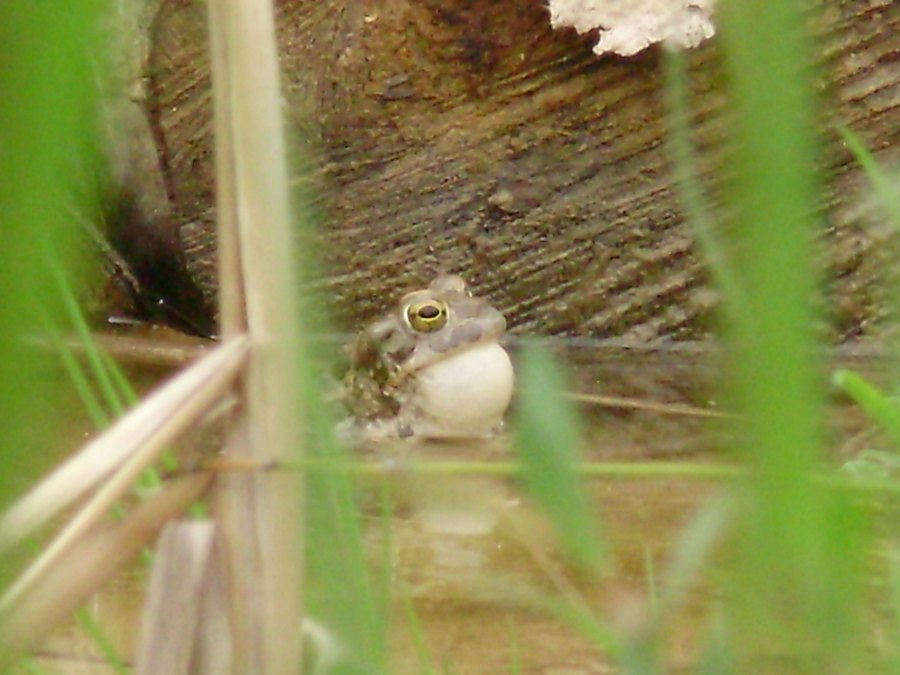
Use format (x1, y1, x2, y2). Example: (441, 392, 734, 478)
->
(208, 0, 244, 337)
(37, 331, 212, 368)
(207, 0, 305, 671)
(0, 473, 212, 670)
(0, 337, 247, 553)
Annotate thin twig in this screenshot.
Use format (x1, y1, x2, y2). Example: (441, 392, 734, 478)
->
(567, 392, 731, 419)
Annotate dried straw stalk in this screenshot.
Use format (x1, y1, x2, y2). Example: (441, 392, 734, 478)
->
(0, 336, 247, 553)
(0, 338, 246, 619)
(207, 0, 306, 671)
(0, 473, 212, 670)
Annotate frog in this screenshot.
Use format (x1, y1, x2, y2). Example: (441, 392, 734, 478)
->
(341, 274, 515, 442)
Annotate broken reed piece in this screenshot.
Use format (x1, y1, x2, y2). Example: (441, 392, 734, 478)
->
(0, 336, 247, 554)
(134, 520, 231, 675)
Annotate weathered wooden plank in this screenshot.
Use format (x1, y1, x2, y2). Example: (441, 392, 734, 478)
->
(112, 0, 899, 341)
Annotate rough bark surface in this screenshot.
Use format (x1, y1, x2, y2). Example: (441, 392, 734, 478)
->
(115, 0, 900, 339)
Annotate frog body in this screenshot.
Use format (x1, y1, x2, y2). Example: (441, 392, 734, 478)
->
(343, 275, 514, 441)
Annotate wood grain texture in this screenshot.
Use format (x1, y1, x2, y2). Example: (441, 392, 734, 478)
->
(117, 0, 900, 340)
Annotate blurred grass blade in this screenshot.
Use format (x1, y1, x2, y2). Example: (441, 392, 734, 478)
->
(304, 391, 387, 674)
(889, 548, 900, 673)
(507, 616, 522, 675)
(0, 0, 106, 517)
(403, 591, 437, 675)
(696, 605, 735, 675)
(660, 494, 731, 614)
(0, 474, 211, 669)
(513, 346, 605, 571)
(664, 48, 746, 311)
(75, 606, 129, 675)
(305, 463, 387, 673)
(816, 488, 869, 669)
(838, 125, 900, 228)
(0, 338, 247, 551)
(49, 325, 112, 428)
(51, 263, 127, 415)
(621, 494, 733, 673)
(718, 0, 869, 669)
(499, 577, 619, 657)
(833, 369, 900, 448)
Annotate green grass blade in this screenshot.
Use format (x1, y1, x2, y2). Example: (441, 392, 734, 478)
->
(644, 546, 658, 622)
(622, 494, 733, 673)
(74, 607, 129, 675)
(17, 656, 57, 675)
(660, 494, 731, 615)
(100, 351, 139, 408)
(888, 548, 900, 674)
(403, 591, 437, 675)
(834, 369, 900, 449)
(50, 327, 112, 429)
(696, 606, 736, 675)
(51, 265, 127, 416)
(838, 125, 900, 229)
(664, 49, 746, 312)
(506, 615, 523, 675)
(717, 0, 870, 669)
(304, 385, 387, 674)
(513, 346, 606, 571)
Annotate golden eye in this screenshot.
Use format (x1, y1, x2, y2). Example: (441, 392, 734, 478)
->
(406, 300, 449, 333)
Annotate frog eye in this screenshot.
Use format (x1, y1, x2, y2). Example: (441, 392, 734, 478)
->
(406, 299, 449, 333)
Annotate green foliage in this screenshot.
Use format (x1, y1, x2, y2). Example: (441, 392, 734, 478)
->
(0, 2, 152, 668)
(304, 444, 389, 674)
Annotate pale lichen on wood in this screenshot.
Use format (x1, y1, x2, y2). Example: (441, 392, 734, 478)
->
(547, 0, 716, 55)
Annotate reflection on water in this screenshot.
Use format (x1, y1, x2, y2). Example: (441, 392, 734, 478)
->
(23, 332, 893, 673)
(366, 466, 715, 673)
